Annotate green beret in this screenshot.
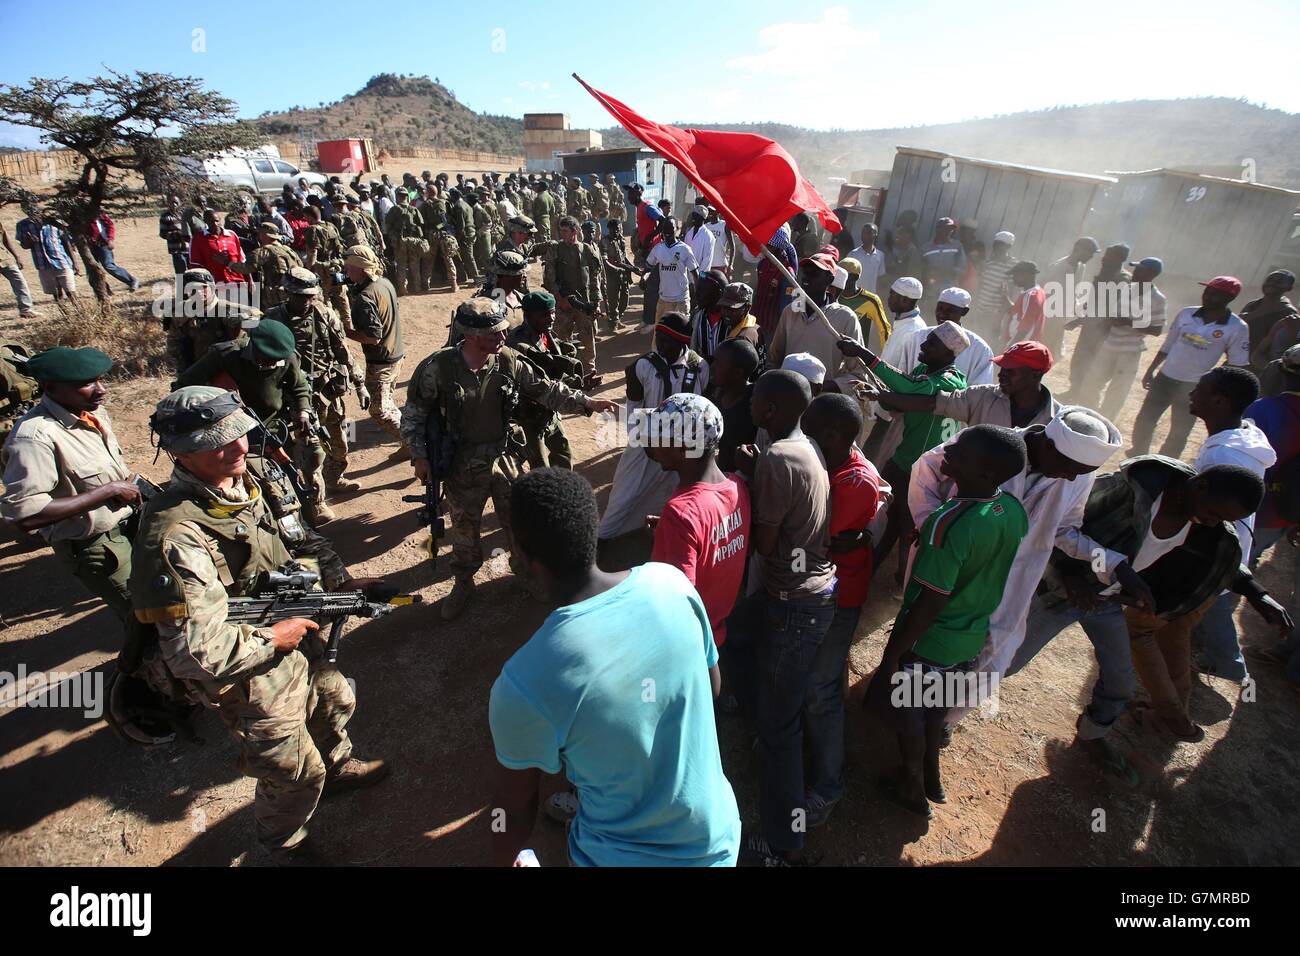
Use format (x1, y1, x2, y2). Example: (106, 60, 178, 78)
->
(521, 290, 556, 312)
(248, 319, 297, 360)
(26, 346, 113, 383)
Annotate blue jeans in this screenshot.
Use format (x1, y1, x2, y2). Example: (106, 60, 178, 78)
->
(726, 588, 837, 851)
(1128, 372, 1197, 457)
(91, 244, 135, 287)
(1008, 596, 1137, 739)
(804, 604, 861, 803)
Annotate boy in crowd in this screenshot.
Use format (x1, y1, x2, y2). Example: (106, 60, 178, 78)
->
(799, 393, 885, 826)
(647, 393, 751, 649)
(729, 370, 838, 866)
(868, 425, 1028, 818)
(838, 322, 970, 581)
(707, 338, 760, 472)
(489, 468, 740, 866)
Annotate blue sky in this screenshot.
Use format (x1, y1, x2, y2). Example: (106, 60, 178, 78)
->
(2, 0, 1298, 148)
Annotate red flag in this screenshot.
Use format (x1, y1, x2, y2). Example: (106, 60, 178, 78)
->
(574, 75, 840, 253)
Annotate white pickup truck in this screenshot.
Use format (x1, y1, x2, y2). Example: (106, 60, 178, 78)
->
(178, 147, 329, 199)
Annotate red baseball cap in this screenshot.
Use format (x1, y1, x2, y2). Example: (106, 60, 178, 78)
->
(993, 340, 1053, 373)
(1199, 275, 1242, 298)
(818, 243, 842, 262)
(801, 253, 838, 275)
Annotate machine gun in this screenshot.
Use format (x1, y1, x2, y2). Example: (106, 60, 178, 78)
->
(401, 404, 457, 566)
(560, 287, 599, 316)
(225, 566, 422, 664)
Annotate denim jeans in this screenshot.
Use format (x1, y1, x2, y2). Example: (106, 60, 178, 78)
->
(804, 604, 861, 804)
(91, 244, 135, 287)
(2, 260, 35, 313)
(1008, 596, 1137, 739)
(1128, 372, 1197, 457)
(725, 588, 837, 851)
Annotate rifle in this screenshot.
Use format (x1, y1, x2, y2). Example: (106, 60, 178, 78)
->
(225, 566, 422, 664)
(247, 408, 312, 504)
(401, 399, 456, 566)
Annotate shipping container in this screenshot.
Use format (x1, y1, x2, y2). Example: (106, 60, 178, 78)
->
(316, 138, 375, 175)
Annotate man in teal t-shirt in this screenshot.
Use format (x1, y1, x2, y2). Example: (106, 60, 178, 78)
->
(838, 322, 970, 582)
(488, 468, 740, 867)
(866, 424, 1028, 820)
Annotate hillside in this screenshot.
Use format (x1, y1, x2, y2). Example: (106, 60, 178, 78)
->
(600, 98, 1300, 190)
(253, 73, 522, 155)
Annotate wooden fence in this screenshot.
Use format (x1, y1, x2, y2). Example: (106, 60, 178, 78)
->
(0, 148, 83, 183)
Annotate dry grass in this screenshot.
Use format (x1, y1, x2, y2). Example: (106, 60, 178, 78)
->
(27, 295, 169, 379)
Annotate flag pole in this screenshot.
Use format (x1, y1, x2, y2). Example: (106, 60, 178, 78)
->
(758, 246, 844, 342)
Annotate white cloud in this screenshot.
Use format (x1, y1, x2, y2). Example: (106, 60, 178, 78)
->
(518, 80, 551, 92)
(727, 6, 878, 80)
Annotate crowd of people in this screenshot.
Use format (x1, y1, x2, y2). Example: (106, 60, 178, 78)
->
(2, 167, 1299, 868)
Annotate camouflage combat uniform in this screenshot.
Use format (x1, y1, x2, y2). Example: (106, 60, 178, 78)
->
(506, 320, 583, 469)
(302, 220, 352, 325)
(448, 194, 479, 284)
(380, 201, 425, 297)
(227, 241, 302, 311)
(400, 308, 594, 609)
(543, 240, 596, 378)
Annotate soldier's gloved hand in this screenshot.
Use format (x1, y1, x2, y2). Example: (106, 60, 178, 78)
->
(356, 385, 371, 410)
(268, 617, 319, 652)
(412, 457, 431, 482)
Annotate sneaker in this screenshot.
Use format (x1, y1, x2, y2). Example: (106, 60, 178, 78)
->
(804, 791, 839, 829)
(543, 790, 578, 823)
(129, 277, 140, 293)
(323, 756, 390, 796)
(739, 831, 822, 867)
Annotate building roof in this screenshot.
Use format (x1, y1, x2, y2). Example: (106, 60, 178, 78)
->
(1103, 167, 1300, 197)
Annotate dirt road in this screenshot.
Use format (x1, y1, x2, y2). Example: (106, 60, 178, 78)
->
(1, 209, 1297, 866)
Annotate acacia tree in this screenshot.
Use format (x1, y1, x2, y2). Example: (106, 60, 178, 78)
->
(0, 69, 263, 300)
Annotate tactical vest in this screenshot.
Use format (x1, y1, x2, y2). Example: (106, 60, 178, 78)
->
(256, 244, 300, 306)
(130, 477, 292, 626)
(415, 346, 524, 449)
(307, 222, 345, 269)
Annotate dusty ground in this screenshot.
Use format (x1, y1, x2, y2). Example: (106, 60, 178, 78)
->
(1, 207, 1297, 867)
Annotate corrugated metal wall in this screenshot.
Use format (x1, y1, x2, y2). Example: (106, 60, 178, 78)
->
(881, 150, 1107, 268)
(1084, 173, 1299, 287)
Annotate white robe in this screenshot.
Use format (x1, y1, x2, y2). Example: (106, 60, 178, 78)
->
(907, 433, 1105, 719)
(597, 352, 710, 538)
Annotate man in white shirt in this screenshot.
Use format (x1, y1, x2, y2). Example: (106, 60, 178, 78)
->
(684, 208, 716, 298)
(846, 222, 885, 298)
(704, 206, 732, 273)
(1128, 275, 1251, 458)
(646, 218, 699, 328)
(1094, 256, 1167, 421)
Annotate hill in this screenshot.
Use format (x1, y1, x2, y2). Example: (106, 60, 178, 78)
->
(253, 73, 523, 155)
(599, 98, 1300, 191)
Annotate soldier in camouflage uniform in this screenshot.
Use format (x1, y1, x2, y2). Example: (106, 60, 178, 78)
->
(446, 188, 479, 285)
(506, 291, 584, 469)
(531, 180, 558, 243)
(380, 188, 425, 297)
(347, 188, 386, 257)
(400, 298, 616, 620)
(331, 194, 373, 259)
(129, 386, 388, 864)
(444, 250, 528, 348)
(586, 173, 609, 235)
(602, 219, 635, 328)
(467, 191, 494, 276)
(604, 173, 627, 235)
(343, 245, 405, 443)
(544, 216, 600, 386)
(566, 177, 589, 225)
(580, 219, 608, 331)
(223, 222, 302, 311)
(166, 268, 254, 372)
(496, 215, 537, 260)
(417, 184, 451, 292)
(301, 207, 352, 326)
(262, 268, 370, 523)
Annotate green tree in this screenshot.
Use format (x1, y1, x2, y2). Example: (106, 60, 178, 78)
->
(0, 69, 263, 299)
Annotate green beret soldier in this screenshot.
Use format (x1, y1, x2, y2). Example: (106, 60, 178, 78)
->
(507, 290, 585, 469)
(223, 222, 303, 310)
(262, 268, 368, 523)
(129, 386, 387, 863)
(1, 347, 138, 625)
(400, 299, 617, 620)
